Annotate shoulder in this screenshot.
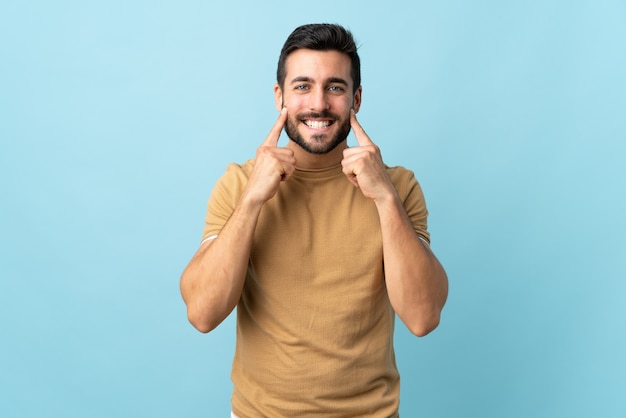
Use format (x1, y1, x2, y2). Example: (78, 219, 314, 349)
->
(223, 159, 255, 176)
(209, 159, 255, 202)
(214, 159, 255, 187)
(385, 165, 423, 198)
(385, 164, 415, 180)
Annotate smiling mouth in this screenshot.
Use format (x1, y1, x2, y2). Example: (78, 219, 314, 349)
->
(303, 119, 334, 129)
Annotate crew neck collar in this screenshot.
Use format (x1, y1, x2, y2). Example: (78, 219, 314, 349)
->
(292, 164, 344, 179)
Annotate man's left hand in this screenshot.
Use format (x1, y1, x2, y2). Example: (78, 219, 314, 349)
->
(341, 110, 395, 202)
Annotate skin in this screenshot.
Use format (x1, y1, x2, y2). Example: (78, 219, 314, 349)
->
(180, 49, 448, 336)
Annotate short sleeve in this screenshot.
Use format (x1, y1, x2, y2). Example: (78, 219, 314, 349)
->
(201, 161, 253, 241)
(387, 166, 430, 244)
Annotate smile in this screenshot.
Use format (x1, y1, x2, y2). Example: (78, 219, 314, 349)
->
(303, 120, 333, 129)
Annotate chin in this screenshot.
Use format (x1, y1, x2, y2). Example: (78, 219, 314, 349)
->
(298, 135, 345, 155)
(286, 119, 350, 155)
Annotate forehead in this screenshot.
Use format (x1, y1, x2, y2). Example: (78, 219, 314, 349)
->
(284, 49, 352, 85)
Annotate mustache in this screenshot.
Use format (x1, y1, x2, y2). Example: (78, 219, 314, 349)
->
(297, 111, 339, 120)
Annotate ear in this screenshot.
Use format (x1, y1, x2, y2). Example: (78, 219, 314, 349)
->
(352, 86, 362, 113)
(274, 83, 283, 112)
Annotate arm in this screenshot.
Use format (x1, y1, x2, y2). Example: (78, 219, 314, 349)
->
(342, 110, 448, 336)
(375, 190, 448, 336)
(180, 108, 295, 333)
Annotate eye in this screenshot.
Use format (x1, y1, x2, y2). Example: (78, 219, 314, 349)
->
(328, 85, 345, 92)
(295, 84, 309, 91)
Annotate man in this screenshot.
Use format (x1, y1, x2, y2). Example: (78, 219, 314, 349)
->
(180, 23, 448, 417)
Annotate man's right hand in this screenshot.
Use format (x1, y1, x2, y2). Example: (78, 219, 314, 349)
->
(242, 107, 296, 205)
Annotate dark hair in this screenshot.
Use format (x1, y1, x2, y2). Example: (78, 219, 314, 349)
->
(277, 23, 361, 93)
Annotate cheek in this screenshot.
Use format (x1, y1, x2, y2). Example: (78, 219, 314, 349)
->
(333, 96, 353, 112)
(284, 95, 305, 111)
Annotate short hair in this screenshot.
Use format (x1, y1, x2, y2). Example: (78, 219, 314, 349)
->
(277, 23, 361, 93)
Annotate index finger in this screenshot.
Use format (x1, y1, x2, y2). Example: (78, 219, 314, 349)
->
(350, 109, 374, 146)
(262, 107, 288, 147)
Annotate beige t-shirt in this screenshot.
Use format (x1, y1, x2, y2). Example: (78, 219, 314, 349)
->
(203, 160, 429, 417)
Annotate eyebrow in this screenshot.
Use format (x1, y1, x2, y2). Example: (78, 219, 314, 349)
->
(289, 76, 349, 86)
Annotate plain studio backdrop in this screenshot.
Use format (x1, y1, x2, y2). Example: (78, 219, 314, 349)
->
(1, 1, 624, 417)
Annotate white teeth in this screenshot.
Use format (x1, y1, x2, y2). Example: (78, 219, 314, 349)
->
(305, 120, 330, 129)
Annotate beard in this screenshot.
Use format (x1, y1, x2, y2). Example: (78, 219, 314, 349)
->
(284, 111, 351, 155)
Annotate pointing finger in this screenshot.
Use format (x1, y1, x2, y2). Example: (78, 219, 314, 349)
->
(350, 109, 374, 146)
(262, 107, 288, 147)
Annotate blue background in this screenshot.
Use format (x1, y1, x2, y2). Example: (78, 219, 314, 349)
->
(1, 1, 625, 417)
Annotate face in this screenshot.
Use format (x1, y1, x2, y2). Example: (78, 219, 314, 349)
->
(275, 49, 361, 155)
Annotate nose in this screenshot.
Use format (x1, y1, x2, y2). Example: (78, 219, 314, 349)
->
(308, 87, 330, 111)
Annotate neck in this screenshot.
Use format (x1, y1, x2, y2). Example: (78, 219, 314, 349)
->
(287, 141, 347, 170)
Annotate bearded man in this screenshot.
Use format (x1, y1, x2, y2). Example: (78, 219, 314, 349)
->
(180, 23, 448, 418)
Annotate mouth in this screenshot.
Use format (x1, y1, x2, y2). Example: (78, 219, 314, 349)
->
(301, 118, 335, 130)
